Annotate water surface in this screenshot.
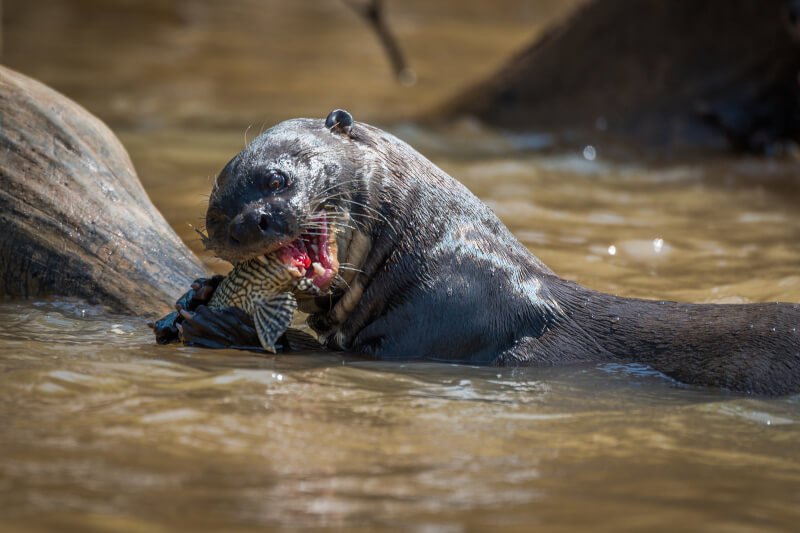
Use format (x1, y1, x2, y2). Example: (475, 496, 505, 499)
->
(2, 1, 800, 531)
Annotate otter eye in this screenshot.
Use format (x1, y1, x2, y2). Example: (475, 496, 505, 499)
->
(261, 170, 287, 191)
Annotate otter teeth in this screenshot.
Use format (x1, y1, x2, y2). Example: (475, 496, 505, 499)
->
(312, 261, 326, 277)
(256, 255, 268, 264)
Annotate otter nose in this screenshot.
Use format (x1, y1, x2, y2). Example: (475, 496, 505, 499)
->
(228, 209, 272, 247)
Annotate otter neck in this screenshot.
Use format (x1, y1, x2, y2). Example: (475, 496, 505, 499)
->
(547, 278, 800, 395)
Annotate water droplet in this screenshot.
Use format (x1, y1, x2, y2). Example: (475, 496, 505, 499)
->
(607, 245, 617, 256)
(446, 287, 454, 297)
(771, 327, 776, 332)
(583, 145, 597, 161)
(749, 324, 754, 329)
(652, 238, 664, 253)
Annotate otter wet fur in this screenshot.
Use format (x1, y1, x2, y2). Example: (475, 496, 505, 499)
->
(176, 109, 800, 396)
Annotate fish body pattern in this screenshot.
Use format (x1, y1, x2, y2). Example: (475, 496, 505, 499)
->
(208, 255, 301, 353)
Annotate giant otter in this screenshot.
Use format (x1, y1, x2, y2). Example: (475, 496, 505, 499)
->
(175, 110, 800, 396)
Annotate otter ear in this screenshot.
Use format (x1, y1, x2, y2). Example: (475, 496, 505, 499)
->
(325, 109, 354, 136)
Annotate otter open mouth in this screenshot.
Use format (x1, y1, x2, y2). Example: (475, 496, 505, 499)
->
(273, 210, 339, 291)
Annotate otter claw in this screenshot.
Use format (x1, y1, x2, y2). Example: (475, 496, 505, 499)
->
(196, 285, 214, 300)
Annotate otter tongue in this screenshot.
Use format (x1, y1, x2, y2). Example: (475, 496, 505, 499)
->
(312, 264, 335, 288)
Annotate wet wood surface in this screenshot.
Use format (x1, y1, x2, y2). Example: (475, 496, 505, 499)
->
(0, 65, 209, 317)
(443, 0, 800, 154)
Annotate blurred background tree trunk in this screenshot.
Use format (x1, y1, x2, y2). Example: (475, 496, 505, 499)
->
(441, 0, 800, 155)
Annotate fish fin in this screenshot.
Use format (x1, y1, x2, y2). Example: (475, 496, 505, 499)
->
(283, 327, 323, 351)
(252, 292, 297, 353)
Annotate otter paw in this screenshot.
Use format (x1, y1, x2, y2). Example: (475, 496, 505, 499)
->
(183, 275, 225, 311)
(177, 305, 262, 350)
(147, 311, 181, 344)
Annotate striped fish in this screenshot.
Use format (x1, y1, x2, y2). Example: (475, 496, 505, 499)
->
(208, 254, 318, 353)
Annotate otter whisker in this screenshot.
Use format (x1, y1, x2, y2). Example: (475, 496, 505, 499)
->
(323, 210, 358, 224)
(333, 273, 351, 290)
(342, 207, 395, 235)
(243, 123, 254, 148)
(337, 197, 393, 226)
(333, 213, 370, 233)
(319, 220, 358, 232)
(337, 265, 364, 274)
(308, 183, 369, 209)
(325, 215, 369, 234)
(297, 223, 328, 230)
(188, 223, 210, 246)
(300, 216, 358, 233)
(312, 177, 365, 197)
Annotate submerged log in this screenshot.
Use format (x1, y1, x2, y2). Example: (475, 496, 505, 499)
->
(0, 65, 209, 317)
(442, 0, 800, 154)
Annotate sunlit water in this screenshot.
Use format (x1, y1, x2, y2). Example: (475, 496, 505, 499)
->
(3, 150, 799, 531)
(3, 1, 800, 531)
(2, 294, 800, 532)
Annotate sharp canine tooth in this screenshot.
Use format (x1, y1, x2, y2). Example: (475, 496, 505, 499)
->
(256, 255, 268, 264)
(312, 261, 325, 277)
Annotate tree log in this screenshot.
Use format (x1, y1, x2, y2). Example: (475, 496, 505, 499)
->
(442, 0, 800, 154)
(0, 65, 209, 317)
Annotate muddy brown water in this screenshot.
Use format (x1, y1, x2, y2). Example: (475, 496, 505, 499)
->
(2, 1, 800, 531)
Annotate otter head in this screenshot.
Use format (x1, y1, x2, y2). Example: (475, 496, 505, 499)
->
(204, 109, 359, 291)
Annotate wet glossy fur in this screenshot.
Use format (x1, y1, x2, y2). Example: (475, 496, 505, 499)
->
(198, 115, 800, 395)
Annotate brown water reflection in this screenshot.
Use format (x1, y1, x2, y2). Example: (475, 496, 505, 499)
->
(2, 1, 800, 531)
